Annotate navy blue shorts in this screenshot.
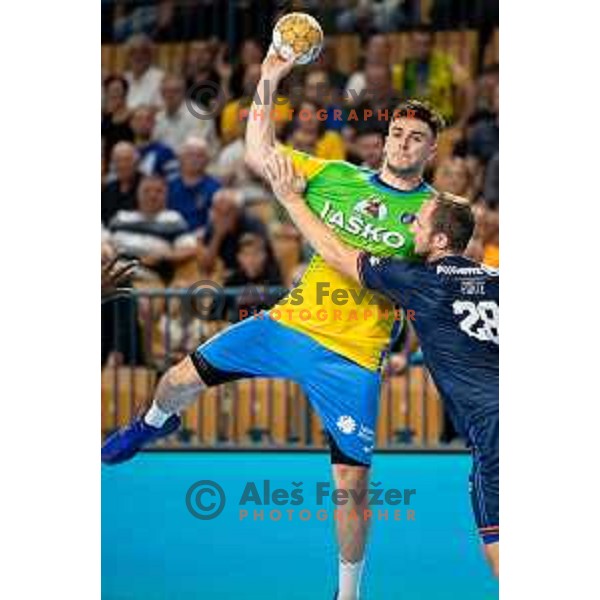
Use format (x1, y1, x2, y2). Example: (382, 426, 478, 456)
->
(468, 414, 499, 545)
(190, 315, 381, 466)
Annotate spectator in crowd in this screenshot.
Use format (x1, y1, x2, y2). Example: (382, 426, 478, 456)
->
(483, 152, 499, 208)
(465, 201, 499, 268)
(285, 99, 346, 160)
(108, 175, 198, 283)
(397, 26, 474, 126)
(209, 103, 270, 202)
(225, 233, 283, 288)
(199, 188, 276, 274)
(313, 39, 348, 96)
(154, 73, 218, 152)
(102, 75, 134, 164)
(344, 35, 400, 104)
(229, 39, 264, 98)
(354, 125, 385, 170)
(351, 61, 401, 132)
(224, 233, 284, 320)
(433, 156, 476, 200)
(130, 105, 178, 177)
(336, 0, 417, 35)
(124, 34, 165, 109)
(184, 40, 225, 101)
(303, 69, 345, 132)
(168, 137, 221, 232)
(472, 63, 499, 124)
(221, 63, 292, 145)
(466, 82, 498, 164)
(102, 142, 141, 225)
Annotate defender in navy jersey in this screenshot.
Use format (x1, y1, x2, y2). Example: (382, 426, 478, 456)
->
(265, 153, 499, 578)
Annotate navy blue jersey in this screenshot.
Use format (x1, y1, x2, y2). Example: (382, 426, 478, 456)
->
(359, 253, 499, 439)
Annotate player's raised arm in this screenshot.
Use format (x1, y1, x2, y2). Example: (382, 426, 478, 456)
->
(265, 153, 361, 281)
(244, 49, 294, 178)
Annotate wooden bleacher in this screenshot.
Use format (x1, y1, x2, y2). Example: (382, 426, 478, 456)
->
(101, 367, 443, 447)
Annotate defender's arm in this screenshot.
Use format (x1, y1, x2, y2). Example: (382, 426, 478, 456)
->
(264, 153, 361, 282)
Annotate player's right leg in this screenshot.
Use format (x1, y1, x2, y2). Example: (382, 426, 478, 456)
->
(101, 315, 301, 465)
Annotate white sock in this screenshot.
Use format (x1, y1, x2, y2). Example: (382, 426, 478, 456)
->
(338, 557, 364, 600)
(144, 403, 172, 428)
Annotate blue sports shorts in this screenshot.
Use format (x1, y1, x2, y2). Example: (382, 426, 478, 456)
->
(190, 315, 381, 466)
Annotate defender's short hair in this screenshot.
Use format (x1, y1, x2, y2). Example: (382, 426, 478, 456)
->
(393, 99, 445, 137)
(430, 192, 475, 253)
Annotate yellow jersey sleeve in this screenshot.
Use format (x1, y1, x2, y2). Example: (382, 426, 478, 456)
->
(278, 145, 328, 181)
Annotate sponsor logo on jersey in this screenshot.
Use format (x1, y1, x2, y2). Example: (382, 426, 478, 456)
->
(400, 212, 416, 225)
(354, 197, 388, 220)
(336, 415, 357, 435)
(436, 265, 487, 276)
(320, 201, 406, 249)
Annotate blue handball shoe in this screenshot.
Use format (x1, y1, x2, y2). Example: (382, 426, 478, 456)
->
(101, 414, 181, 465)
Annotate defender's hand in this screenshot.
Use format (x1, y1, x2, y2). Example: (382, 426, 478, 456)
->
(264, 154, 306, 206)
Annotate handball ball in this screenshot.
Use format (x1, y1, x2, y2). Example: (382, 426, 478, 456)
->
(272, 13, 324, 65)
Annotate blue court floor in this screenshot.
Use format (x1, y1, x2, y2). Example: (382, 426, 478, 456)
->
(102, 452, 499, 600)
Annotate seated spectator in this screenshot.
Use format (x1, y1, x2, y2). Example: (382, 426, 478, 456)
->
(221, 64, 292, 145)
(184, 40, 225, 102)
(397, 26, 474, 127)
(229, 39, 264, 99)
(124, 34, 165, 109)
(466, 83, 498, 164)
(199, 189, 276, 275)
(352, 61, 401, 133)
(102, 142, 141, 225)
(313, 40, 348, 96)
(285, 100, 346, 160)
(465, 201, 499, 268)
(102, 75, 134, 164)
(209, 105, 270, 202)
(471, 63, 499, 125)
(483, 152, 499, 209)
(131, 105, 178, 177)
(433, 156, 476, 200)
(154, 73, 218, 153)
(353, 125, 385, 170)
(345, 35, 401, 105)
(167, 137, 221, 232)
(303, 69, 345, 132)
(336, 0, 417, 35)
(224, 234, 284, 321)
(108, 175, 198, 283)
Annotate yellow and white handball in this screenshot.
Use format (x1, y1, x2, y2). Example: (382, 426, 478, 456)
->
(271, 12, 324, 65)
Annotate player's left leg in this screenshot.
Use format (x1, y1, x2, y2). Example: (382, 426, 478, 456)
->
(468, 415, 499, 578)
(301, 352, 380, 600)
(483, 541, 499, 577)
(329, 437, 371, 600)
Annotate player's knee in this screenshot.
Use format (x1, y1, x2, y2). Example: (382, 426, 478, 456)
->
(163, 356, 206, 393)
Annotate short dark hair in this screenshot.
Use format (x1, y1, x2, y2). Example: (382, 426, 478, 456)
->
(104, 74, 129, 95)
(430, 192, 475, 253)
(393, 99, 445, 137)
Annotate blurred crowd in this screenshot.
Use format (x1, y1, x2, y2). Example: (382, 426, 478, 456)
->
(101, 16, 499, 387)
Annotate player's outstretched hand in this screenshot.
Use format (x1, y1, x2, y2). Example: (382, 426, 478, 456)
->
(260, 45, 295, 83)
(101, 255, 138, 303)
(264, 154, 306, 207)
